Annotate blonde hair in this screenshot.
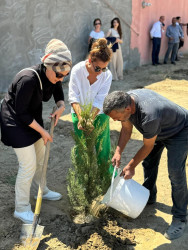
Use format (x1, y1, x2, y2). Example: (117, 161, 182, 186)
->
(90, 38, 112, 62)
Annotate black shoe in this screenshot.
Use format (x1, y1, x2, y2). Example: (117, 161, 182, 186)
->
(152, 63, 156, 66)
(175, 58, 180, 61)
(164, 61, 167, 64)
(156, 62, 162, 65)
(171, 61, 176, 65)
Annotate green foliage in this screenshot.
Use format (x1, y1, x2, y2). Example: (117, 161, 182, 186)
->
(67, 103, 112, 215)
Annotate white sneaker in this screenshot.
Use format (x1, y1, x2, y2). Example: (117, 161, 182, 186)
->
(34, 190, 62, 201)
(14, 210, 33, 224)
(14, 210, 41, 224)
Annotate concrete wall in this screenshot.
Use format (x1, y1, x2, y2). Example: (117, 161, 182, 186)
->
(0, 0, 132, 91)
(131, 0, 188, 65)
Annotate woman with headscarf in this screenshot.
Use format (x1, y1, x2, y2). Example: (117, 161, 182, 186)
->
(0, 39, 72, 224)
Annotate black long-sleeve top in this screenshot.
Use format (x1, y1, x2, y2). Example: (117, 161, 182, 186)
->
(0, 64, 64, 148)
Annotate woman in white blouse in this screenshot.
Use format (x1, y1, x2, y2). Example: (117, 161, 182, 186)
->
(88, 18, 105, 52)
(69, 38, 113, 174)
(106, 17, 124, 81)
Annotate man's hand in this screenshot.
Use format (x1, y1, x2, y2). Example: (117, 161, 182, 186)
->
(120, 135, 157, 179)
(111, 120, 133, 168)
(120, 164, 135, 179)
(112, 151, 121, 167)
(169, 37, 174, 40)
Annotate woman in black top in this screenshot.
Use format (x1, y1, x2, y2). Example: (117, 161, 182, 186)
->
(0, 39, 72, 224)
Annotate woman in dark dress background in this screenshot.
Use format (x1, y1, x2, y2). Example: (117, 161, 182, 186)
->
(0, 39, 72, 224)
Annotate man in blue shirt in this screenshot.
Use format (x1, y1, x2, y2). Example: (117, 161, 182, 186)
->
(164, 17, 184, 65)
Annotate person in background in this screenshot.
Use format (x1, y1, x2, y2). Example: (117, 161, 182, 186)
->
(103, 89, 188, 240)
(150, 16, 165, 65)
(88, 18, 104, 52)
(175, 16, 187, 60)
(164, 17, 184, 65)
(0, 39, 72, 224)
(69, 38, 114, 174)
(106, 17, 123, 81)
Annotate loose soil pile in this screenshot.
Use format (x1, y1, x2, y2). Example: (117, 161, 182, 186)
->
(1, 56, 188, 250)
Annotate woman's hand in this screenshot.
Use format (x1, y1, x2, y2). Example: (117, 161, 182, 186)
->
(41, 129, 53, 145)
(51, 102, 65, 126)
(77, 119, 84, 130)
(29, 119, 53, 145)
(116, 38, 123, 44)
(78, 118, 94, 132)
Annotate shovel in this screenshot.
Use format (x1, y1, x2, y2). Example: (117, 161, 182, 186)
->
(20, 107, 56, 249)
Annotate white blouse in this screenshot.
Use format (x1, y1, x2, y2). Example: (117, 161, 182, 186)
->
(89, 30, 105, 39)
(69, 61, 112, 114)
(108, 28, 120, 38)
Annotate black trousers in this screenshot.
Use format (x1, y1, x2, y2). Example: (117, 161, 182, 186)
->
(152, 37, 161, 64)
(142, 125, 188, 220)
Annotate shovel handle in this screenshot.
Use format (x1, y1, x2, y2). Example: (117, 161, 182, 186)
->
(34, 106, 56, 215)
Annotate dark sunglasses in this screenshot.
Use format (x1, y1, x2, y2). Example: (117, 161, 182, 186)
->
(95, 22, 101, 25)
(55, 71, 69, 79)
(91, 61, 108, 72)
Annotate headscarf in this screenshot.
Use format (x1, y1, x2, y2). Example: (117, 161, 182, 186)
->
(41, 39, 72, 72)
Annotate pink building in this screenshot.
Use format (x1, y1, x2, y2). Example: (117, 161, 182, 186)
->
(131, 0, 188, 65)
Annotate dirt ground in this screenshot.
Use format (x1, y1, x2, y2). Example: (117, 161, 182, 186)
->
(1, 56, 188, 250)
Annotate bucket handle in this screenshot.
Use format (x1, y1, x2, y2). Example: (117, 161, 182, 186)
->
(110, 166, 121, 201)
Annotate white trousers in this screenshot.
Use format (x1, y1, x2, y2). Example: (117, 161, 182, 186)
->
(14, 138, 49, 212)
(109, 44, 124, 81)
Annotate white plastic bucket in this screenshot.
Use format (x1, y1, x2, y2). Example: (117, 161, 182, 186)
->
(102, 167, 150, 219)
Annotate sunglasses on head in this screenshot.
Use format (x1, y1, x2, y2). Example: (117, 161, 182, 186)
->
(91, 61, 108, 72)
(55, 71, 69, 79)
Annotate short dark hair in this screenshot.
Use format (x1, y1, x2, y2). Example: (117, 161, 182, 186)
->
(93, 18, 102, 26)
(103, 91, 131, 115)
(176, 16, 181, 20)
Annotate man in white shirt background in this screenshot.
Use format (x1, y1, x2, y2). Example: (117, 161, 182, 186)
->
(150, 16, 165, 65)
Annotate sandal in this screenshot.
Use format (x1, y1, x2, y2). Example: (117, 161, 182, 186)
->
(164, 219, 187, 240)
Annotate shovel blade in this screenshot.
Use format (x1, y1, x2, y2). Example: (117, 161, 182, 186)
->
(20, 224, 44, 250)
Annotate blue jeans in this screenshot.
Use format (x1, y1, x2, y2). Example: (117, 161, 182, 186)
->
(143, 125, 188, 220)
(152, 38, 161, 64)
